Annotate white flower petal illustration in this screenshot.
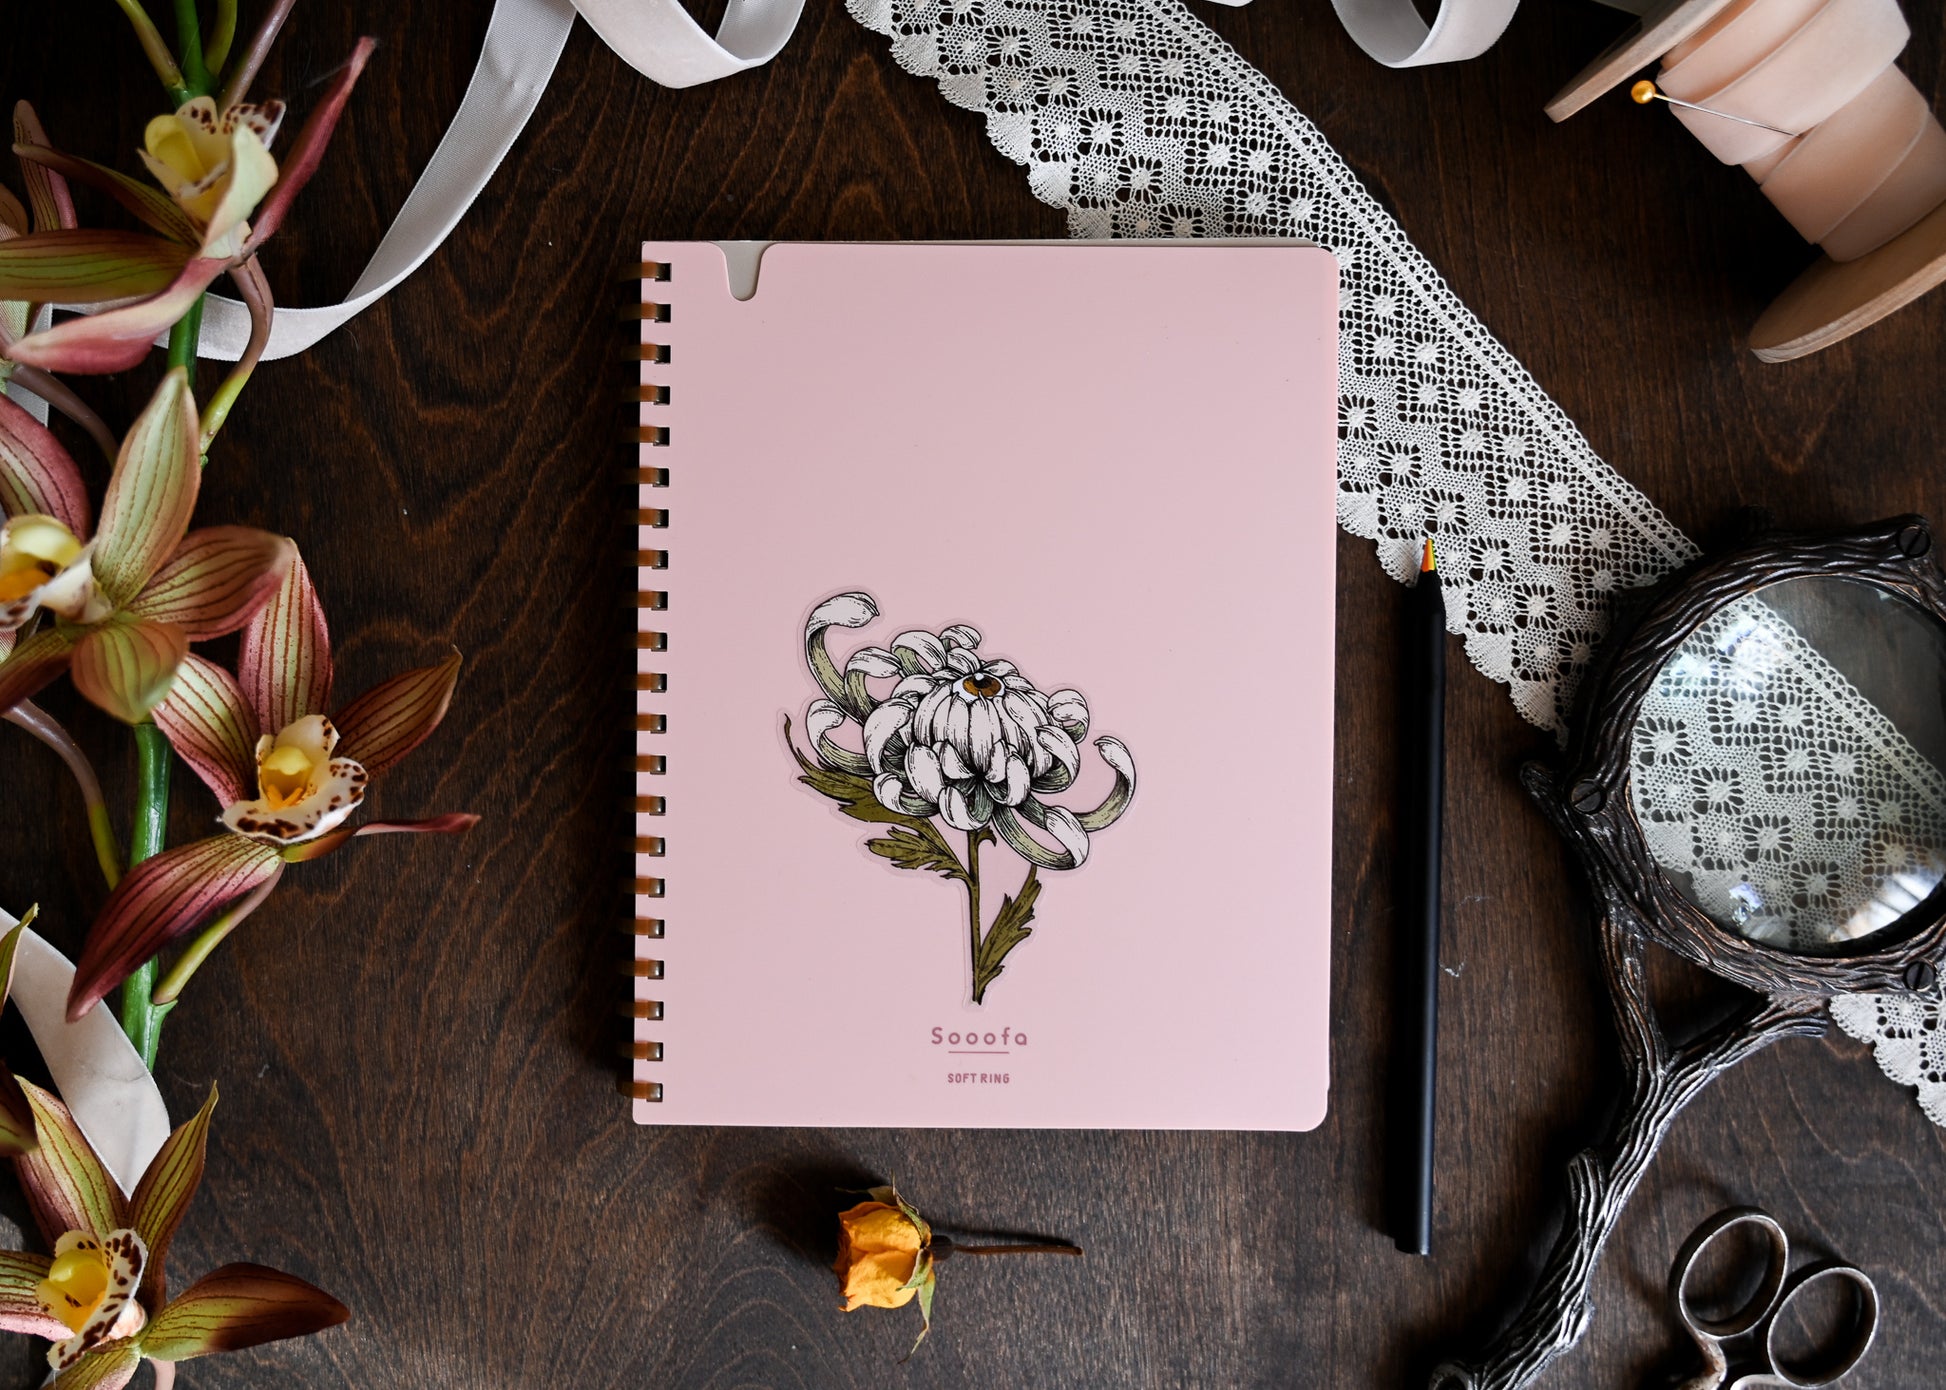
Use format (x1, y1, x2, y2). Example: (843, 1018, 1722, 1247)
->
(941, 624, 981, 649)
(1076, 735, 1137, 831)
(807, 698, 871, 776)
(845, 646, 903, 678)
(998, 754, 1032, 806)
(863, 700, 914, 772)
(1048, 688, 1089, 737)
(806, 592, 879, 717)
(1031, 725, 1080, 793)
(892, 630, 947, 673)
(940, 784, 980, 831)
(938, 741, 972, 781)
(872, 773, 910, 814)
(907, 743, 946, 803)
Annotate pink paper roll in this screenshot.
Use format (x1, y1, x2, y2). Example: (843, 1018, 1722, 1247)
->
(1656, 0, 1946, 262)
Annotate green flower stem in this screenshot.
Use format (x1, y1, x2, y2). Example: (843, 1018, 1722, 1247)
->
(206, 0, 239, 76)
(965, 829, 983, 991)
(165, 294, 204, 388)
(112, 0, 188, 100)
(118, 722, 175, 1069)
(173, 0, 212, 96)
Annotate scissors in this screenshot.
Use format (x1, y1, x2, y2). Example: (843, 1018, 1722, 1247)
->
(1668, 1208, 1879, 1390)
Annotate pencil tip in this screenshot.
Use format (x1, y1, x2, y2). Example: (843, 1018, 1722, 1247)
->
(1420, 538, 1436, 573)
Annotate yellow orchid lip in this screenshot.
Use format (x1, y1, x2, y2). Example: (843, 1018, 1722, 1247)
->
(222, 715, 370, 844)
(36, 1235, 109, 1335)
(0, 515, 83, 602)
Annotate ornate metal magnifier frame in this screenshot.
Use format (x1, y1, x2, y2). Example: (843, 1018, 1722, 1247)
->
(1433, 516, 1946, 1390)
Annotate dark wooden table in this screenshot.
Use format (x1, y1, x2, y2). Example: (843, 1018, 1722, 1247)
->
(4, 1, 1945, 1385)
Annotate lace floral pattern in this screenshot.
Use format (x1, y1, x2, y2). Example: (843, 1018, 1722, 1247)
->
(844, 0, 1946, 1123)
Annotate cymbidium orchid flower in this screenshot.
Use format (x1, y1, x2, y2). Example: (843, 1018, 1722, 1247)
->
(0, 369, 292, 725)
(0, 37, 371, 396)
(791, 591, 1135, 1002)
(67, 550, 479, 1019)
(0, 1078, 346, 1388)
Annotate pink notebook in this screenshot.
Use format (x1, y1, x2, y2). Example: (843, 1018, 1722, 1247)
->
(632, 241, 1339, 1129)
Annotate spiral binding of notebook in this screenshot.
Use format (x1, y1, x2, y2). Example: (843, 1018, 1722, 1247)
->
(625, 258, 669, 1105)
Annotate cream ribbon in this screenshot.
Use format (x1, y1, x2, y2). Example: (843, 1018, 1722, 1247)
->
(193, 0, 807, 362)
(1329, 0, 1522, 67)
(0, 907, 171, 1195)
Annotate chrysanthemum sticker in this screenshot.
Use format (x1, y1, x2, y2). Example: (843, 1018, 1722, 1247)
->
(788, 592, 1137, 1004)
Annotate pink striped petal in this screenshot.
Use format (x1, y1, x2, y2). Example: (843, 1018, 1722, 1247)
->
(70, 620, 188, 725)
(0, 392, 90, 534)
(91, 369, 198, 604)
(140, 1263, 348, 1363)
(0, 229, 190, 305)
(279, 813, 480, 863)
(241, 39, 374, 253)
(6, 257, 229, 375)
(239, 549, 331, 733)
(0, 1250, 66, 1340)
(11, 104, 75, 234)
(9, 146, 198, 245)
(13, 1078, 128, 1246)
(332, 651, 461, 777)
(154, 655, 257, 804)
(126, 527, 292, 639)
(68, 835, 284, 1021)
(128, 1085, 216, 1307)
(0, 625, 76, 718)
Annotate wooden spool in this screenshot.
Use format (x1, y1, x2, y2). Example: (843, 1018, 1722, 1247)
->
(1547, 0, 1946, 361)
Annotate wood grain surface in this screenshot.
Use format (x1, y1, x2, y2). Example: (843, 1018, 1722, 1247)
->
(4, 1, 1946, 1386)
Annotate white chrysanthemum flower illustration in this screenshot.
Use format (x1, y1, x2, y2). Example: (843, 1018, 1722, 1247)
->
(789, 591, 1136, 1002)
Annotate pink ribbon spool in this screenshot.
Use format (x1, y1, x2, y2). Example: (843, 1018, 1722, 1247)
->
(1658, 0, 1946, 262)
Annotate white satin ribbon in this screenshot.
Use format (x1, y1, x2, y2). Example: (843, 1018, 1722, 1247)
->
(0, 907, 171, 1196)
(1330, 0, 1521, 67)
(197, 0, 806, 362)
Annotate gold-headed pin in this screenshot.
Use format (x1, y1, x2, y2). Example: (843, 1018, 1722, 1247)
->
(1630, 79, 1797, 137)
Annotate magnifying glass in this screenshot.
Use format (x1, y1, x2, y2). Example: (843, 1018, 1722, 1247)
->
(1431, 517, 1946, 1390)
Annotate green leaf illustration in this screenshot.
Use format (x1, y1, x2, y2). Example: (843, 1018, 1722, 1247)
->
(786, 720, 925, 828)
(972, 867, 1041, 1004)
(866, 824, 969, 882)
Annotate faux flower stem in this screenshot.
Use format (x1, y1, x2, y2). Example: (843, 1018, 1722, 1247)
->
(153, 866, 282, 1006)
(111, 0, 188, 100)
(3, 702, 121, 888)
(934, 1239, 1083, 1258)
(164, 295, 204, 391)
(207, 0, 240, 76)
(118, 721, 175, 1068)
(172, 0, 213, 97)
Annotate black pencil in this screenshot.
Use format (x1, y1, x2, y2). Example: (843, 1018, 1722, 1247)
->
(1392, 538, 1446, 1256)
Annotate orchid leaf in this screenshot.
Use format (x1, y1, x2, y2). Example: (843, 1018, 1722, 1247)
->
(0, 230, 192, 305)
(0, 392, 91, 534)
(6, 256, 229, 375)
(154, 655, 258, 804)
(280, 813, 481, 863)
(242, 38, 373, 252)
(14, 1078, 129, 1246)
(239, 549, 331, 732)
(92, 369, 199, 604)
(69, 834, 284, 1021)
(0, 1249, 66, 1339)
(141, 1263, 348, 1362)
(0, 626, 77, 719)
(10, 146, 198, 245)
(71, 620, 189, 725)
(53, 1340, 142, 1390)
(333, 652, 461, 776)
(129, 1085, 216, 1307)
(127, 527, 292, 639)
(12, 104, 75, 234)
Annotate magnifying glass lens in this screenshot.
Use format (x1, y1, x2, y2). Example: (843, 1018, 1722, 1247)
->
(1628, 576, 1946, 953)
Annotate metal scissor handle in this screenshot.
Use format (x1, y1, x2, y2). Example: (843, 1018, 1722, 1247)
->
(1669, 1208, 1879, 1390)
